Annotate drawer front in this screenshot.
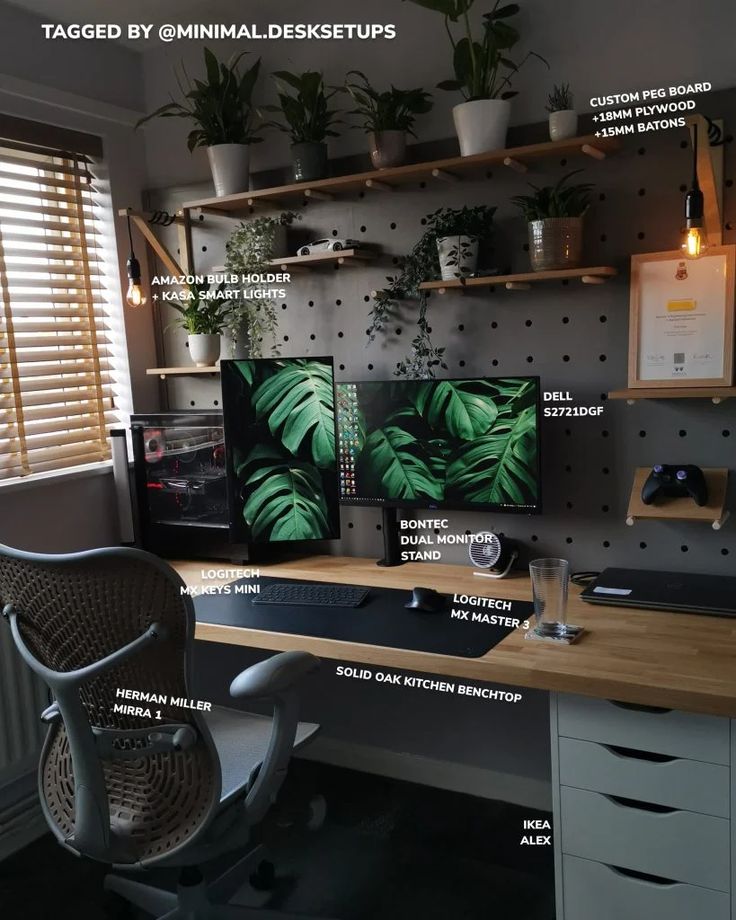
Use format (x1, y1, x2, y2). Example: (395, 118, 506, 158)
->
(562, 854, 730, 920)
(559, 736, 730, 817)
(557, 693, 730, 764)
(560, 786, 730, 891)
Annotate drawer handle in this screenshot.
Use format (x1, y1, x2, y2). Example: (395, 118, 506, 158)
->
(608, 864, 678, 888)
(608, 700, 672, 715)
(604, 744, 677, 764)
(605, 794, 677, 814)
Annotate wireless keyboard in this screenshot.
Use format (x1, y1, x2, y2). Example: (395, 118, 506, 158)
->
(252, 582, 370, 609)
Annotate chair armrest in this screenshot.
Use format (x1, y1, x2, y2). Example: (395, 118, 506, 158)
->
(229, 650, 320, 701)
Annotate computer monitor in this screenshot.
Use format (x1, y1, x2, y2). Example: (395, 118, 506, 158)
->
(221, 357, 340, 543)
(336, 376, 541, 513)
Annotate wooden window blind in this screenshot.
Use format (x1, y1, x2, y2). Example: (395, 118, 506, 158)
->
(0, 129, 119, 481)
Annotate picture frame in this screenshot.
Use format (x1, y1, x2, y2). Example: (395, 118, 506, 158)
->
(627, 246, 736, 388)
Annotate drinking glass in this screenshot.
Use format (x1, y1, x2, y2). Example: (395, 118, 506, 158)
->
(529, 558, 571, 638)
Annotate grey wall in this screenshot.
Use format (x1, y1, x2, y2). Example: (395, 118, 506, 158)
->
(0, 0, 143, 110)
(139, 0, 736, 189)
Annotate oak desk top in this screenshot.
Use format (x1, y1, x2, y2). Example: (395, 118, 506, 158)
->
(172, 555, 736, 718)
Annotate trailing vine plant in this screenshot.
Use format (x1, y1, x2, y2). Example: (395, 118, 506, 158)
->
(224, 211, 299, 357)
(368, 205, 495, 378)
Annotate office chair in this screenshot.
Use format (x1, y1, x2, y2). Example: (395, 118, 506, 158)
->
(0, 543, 323, 919)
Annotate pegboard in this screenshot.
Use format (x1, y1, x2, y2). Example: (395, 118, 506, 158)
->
(143, 88, 736, 575)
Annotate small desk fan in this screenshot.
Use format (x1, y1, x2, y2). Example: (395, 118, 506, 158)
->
(468, 532, 518, 578)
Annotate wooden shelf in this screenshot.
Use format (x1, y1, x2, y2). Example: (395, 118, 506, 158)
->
(626, 467, 730, 530)
(269, 248, 376, 271)
(419, 266, 617, 293)
(182, 135, 620, 213)
(609, 387, 736, 405)
(147, 366, 220, 378)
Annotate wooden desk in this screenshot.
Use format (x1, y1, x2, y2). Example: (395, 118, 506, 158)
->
(173, 555, 736, 718)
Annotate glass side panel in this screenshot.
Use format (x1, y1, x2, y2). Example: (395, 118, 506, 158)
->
(142, 425, 228, 527)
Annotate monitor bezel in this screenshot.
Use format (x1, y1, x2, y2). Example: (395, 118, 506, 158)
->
(335, 374, 542, 515)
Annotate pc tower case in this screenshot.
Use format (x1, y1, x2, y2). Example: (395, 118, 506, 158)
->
(130, 411, 234, 557)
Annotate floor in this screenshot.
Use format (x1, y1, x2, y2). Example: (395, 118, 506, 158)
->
(0, 761, 555, 919)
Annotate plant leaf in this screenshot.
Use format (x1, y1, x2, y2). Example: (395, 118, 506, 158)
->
(413, 379, 500, 440)
(362, 425, 443, 501)
(252, 359, 335, 466)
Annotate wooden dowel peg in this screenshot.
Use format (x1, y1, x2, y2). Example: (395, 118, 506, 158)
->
(503, 157, 528, 173)
(582, 144, 606, 160)
(246, 197, 285, 210)
(365, 179, 394, 191)
(304, 189, 334, 201)
(505, 281, 531, 290)
(431, 168, 460, 182)
(581, 275, 607, 284)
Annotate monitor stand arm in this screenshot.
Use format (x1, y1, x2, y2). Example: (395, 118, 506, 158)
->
(377, 507, 403, 567)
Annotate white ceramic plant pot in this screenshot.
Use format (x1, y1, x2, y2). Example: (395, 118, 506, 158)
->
(188, 333, 221, 367)
(452, 99, 511, 156)
(437, 235, 479, 281)
(207, 144, 251, 197)
(548, 110, 578, 142)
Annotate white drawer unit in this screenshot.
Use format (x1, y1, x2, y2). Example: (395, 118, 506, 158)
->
(562, 854, 730, 920)
(550, 693, 735, 919)
(558, 736, 730, 817)
(557, 692, 730, 764)
(560, 785, 730, 892)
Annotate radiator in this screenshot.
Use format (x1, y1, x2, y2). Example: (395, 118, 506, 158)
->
(0, 627, 48, 858)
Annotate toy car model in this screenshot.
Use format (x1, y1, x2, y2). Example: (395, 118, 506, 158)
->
(298, 238, 361, 256)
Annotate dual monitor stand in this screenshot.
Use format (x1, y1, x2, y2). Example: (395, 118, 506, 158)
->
(377, 507, 403, 567)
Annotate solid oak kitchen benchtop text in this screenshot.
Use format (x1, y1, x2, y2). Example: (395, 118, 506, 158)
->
(171, 556, 736, 718)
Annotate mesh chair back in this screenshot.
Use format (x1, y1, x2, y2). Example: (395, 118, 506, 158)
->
(0, 544, 220, 865)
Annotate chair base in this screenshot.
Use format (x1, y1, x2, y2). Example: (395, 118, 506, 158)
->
(104, 849, 334, 920)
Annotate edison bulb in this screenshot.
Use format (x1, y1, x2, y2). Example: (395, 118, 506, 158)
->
(126, 280, 147, 308)
(683, 227, 704, 258)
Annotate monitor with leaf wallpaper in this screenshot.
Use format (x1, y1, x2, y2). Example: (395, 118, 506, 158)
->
(221, 357, 340, 543)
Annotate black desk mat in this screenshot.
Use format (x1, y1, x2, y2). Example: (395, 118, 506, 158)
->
(195, 576, 535, 659)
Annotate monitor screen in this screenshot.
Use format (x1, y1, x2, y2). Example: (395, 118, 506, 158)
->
(336, 376, 541, 513)
(221, 357, 340, 543)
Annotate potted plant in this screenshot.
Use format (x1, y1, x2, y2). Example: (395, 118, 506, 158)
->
(136, 48, 262, 197)
(428, 206, 496, 280)
(367, 204, 495, 378)
(344, 70, 433, 169)
(169, 282, 231, 366)
(260, 71, 341, 182)
(546, 82, 577, 141)
(224, 211, 299, 358)
(511, 171, 593, 271)
(407, 0, 547, 156)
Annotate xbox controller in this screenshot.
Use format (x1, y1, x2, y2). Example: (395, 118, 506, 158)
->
(641, 464, 708, 507)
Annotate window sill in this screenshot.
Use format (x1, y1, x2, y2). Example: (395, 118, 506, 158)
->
(0, 460, 113, 495)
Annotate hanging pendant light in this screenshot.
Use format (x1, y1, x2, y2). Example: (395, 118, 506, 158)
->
(682, 123, 705, 258)
(125, 214, 147, 308)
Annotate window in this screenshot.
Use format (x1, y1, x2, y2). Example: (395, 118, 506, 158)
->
(0, 117, 121, 481)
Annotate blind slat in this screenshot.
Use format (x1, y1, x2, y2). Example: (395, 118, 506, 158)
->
(0, 150, 92, 178)
(0, 386, 113, 409)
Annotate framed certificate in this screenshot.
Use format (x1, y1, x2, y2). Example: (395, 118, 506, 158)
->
(628, 247, 736, 388)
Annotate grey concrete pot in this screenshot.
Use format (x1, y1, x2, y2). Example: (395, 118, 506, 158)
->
(528, 217, 584, 271)
(206, 144, 250, 197)
(291, 142, 328, 182)
(437, 235, 479, 281)
(368, 130, 407, 169)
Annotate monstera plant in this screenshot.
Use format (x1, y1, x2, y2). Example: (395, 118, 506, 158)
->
(353, 377, 538, 506)
(231, 359, 337, 541)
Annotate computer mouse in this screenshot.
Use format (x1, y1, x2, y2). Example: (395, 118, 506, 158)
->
(405, 586, 445, 613)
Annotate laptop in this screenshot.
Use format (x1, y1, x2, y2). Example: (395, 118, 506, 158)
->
(580, 567, 736, 618)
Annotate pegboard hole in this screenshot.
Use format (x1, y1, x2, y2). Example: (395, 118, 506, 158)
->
(213, 399, 219, 406)
(339, 363, 345, 370)
(526, 355, 534, 363)
(565, 465, 572, 472)
(283, 335, 289, 341)
(566, 501, 573, 509)
(309, 334, 315, 340)
(390, 222, 397, 230)
(565, 537, 573, 544)
(376, 524, 382, 531)
(308, 300, 314, 307)
(562, 316, 570, 324)
(331, 229, 338, 236)
(603, 540, 610, 547)
(458, 324, 465, 331)
(681, 545, 689, 552)
(602, 467, 610, 474)
(360, 225, 367, 233)
(530, 534, 538, 542)
(336, 299, 342, 306)
(348, 522, 354, 529)
(721, 548, 730, 556)
(638, 430, 647, 438)
(599, 354, 607, 362)
(726, 179, 733, 188)
(525, 319, 532, 327)
(491, 321, 498, 329)
(602, 430, 610, 438)
(599, 192, 607, 201)
(599, 315, 607, 323)
(562, 354, 570, 362)
(601, 504, 609, 512)
(459, 359, 465, 367)
(637, 231, 645, 240)
(367, 363, 374, 370)
(678, 429, 687, 437)
(395, 327, 402, 335)
(638, 188, 646, 196)
(281, 303, 287, 310)
(639, 542, 647, 549)
(338, 331, 344, 338)
(600, 234, 607, 243)
(722, 429, 731, 437)
(491, 359, 499, 366)
(637, 147, 646, 155)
